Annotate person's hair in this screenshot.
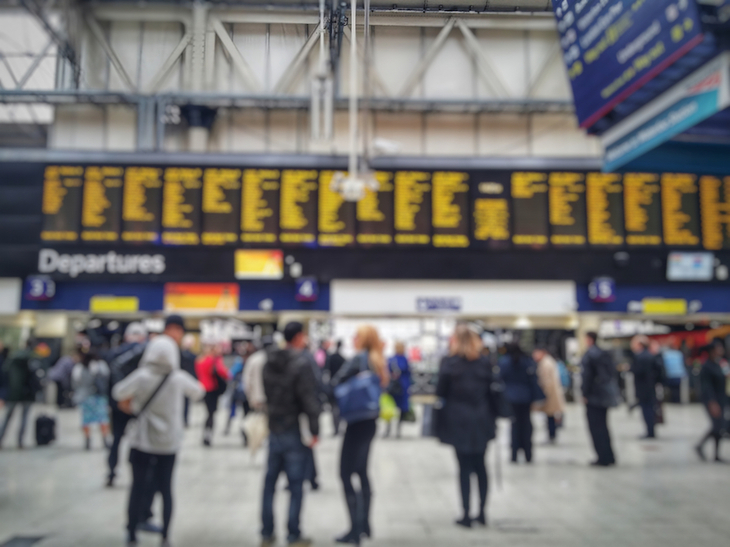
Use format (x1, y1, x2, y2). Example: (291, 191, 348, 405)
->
(394, 341, 406, 355)
(506, 342, 524, 361)
(336, 340, 342, 351)
(632, 335, 649, 350)
(356, 325, 388, 386)
(283, 321, 304, 343)
(586, 332, 598, 344)
(451, 323, 482, 361)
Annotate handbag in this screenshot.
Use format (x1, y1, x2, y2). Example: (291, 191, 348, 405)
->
(211, 361, 228, 397)
(124, 373, 171, 418)
(334, 353, 381, 424)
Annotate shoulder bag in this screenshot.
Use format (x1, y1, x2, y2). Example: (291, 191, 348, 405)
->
(334, 353, 381, 424)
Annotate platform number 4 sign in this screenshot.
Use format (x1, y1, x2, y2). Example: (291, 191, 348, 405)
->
(295, 277, 319, 302)
(588, 277, 616, 303)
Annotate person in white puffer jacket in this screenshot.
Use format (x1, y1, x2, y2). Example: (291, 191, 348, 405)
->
(112, 323, 205, 547)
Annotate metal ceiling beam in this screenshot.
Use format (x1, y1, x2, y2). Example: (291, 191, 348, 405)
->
(85, 13, 137, 91)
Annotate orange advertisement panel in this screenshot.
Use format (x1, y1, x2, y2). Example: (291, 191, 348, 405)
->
(164, 283, 239, 312)
(234, 249, 284, 280)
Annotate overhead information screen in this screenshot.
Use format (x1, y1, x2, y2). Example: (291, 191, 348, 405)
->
(318, 171, 356, 247)
(280, 169, 318, 245)
(432, 171, 470, 248)
(624, 173, 662, 246)
(512, 172, 548, 247)
(662, 173, 700, 247)
(700, 175, 730, 250)
(395, 171, 432, 245)
(81, 166, 123, 242)
(472, 171, 510, 249)
(41, 165, 83, 241)
(201, 168, 241, 245)
(122, 167, 162, 243)
(586, 173, 624, 246)
(162, 167, 202, 246)
(548, 172, 586, 246)
(241, 169, 279, 244)
(357, 171, 394, 245)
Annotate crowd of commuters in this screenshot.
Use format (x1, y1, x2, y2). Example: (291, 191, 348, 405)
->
(0, 318, 728, 547)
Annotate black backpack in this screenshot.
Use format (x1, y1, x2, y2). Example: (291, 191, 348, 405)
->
(35, 415, 56, 446)
(109, 343, 146, 394)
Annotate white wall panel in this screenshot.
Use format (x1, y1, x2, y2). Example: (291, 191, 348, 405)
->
(209, 109, 232, 152)
(163, 123, 186, 152)
(423, 32, 474, 99)
(531, 114, 601, 157)
(106, 105, 136, 151)
(373, 112, 423, 156)
(139, 22, 184, 92)
(108, 21, 142, 90)
(231, 24, 267, 92)
(269, 24, 310, 94)
(50, 105, 105, 149)
(371, 26, 422, 97)
(474, 29, 529, 99)
(228, 109, 267, 152)
(478, 113, 530, 156)
(268, 110, 300, 152)
(425, 113, 476, 156)
(527, 30, 571, 100)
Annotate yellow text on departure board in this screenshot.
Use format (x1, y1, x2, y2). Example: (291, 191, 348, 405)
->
(474, 199, 509, 241)
(662, 173, 699, 246)
(319, 171, 347, 233)
(624, 173, 661, 245)
(395, 171, 431, 232)
(242, 169, 279, 237)
(357, 172, 392, 223)
(123, 167, 161, 223)
(587, 173, 624, 245)
(82, 166, 122, 228)
(511, 172, 548, 199)
(280, 170, 317, 233)
(42, 165, 82, 214)
(549, 172, 584, 227)
(163, 168, 202, 229)
(700, 175, 730, 250)
(432, 171, 469, 229)
(203, 168, 241, 214)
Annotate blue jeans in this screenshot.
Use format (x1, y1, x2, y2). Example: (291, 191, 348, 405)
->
(262, 429, 308, 542)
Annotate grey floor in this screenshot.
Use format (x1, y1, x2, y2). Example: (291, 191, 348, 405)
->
(0, 401, 727, 547)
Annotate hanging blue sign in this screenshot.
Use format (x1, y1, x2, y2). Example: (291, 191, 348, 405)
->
(24, 275, 56, 301)
(295, 277, 319, 302)
(588, 277, 616, 303)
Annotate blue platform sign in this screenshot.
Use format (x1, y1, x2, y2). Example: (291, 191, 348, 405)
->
(588, 277, 616, 303)
(24, 275, 56, 301)
(552, 0, 704, 129)
(295, 277, 319, 302)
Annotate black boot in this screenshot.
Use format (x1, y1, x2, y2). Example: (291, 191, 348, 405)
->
(361, 489, 372, 539)
(335, 493, 360, 545)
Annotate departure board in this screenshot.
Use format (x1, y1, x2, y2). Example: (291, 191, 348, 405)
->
(511, 172, 548, 247)
(81, 166, 123, 242)
(661, 173, 700, 247)
(432, 171, 470, 248)
(201, 168, 241, 245)
(318, 171, 355, 247)
(279, 169, 317, 245)
(586, 173, 624, 246)
(394, 171, 431, 245)
(162, 167, 202, 245)
(41, 165, 83, 241)
(624, 173, 662, 246)
(241, 169, 279, 244)
(357, 171, 394, 245)
(472, 171, 510, 249)
(122, 167, 162, 243)
(549, 172, 586, 246)
(700, 175, 730, 250)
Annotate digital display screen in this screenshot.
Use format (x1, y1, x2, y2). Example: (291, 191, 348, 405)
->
(472, 171, 511, 249)
(700, 175, 730, 250)
(81, 166, 123, 242)
(395, 171, 432, 245)
(661, 173, 700, 247)
(201, 168, 241, 245)
(624, 173, 662, 246)
(318, 171, 356, 247)
(41, 165, 83, 242)
(548, 171, 587, 246)
(512, 172, 548, 247)
(279, 169, 318, 245)
(432, 171, 470, 248)
(241, 169, 279, 244)
(357, 171, 394, 245)
(586, 173, 624, 246)
(162, 167, 202, 246)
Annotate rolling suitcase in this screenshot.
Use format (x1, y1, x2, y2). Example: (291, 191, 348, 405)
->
(35, 415, 56, 446)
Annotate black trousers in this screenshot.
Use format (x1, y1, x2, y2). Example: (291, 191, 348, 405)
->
(510, 403, 533, 462)
(639, 401, 656, 438)
(108, 406, 131, 479)
(455, 449, 488, 518)
(304, 446, 318, 485)
(204, 391, 220, 431)
(340, 419, 377, 534)
(586, 404, 615, 465)
(547, 415, 557, 441)
(127, 449, 176, 541)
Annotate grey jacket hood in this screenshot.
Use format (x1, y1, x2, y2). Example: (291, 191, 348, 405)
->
(140, 335, 180, 375)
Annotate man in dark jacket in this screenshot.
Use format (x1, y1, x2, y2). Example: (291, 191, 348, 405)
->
(630, 336, 659, 439)
(325, 341, 346, 435)
(695, 340, 728, 462)
(0, 341, 40, 449)
(261, 322, 321, 547)
(581, 332, 619, 467)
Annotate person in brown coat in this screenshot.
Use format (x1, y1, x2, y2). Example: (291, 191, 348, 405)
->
(532, 347, 566, 444)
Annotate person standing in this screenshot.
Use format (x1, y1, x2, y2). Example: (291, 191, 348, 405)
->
(48, 350, 79, 408)
(260, 322, 321, 547)
(499, 343, 542, 463)
(195, 343, 231, 447)
(436, 324, 497, 528)
(332, 325, 389, 545)
(180, 334, 197, 428)
(695, 340, 728, 462)
(662, 341, 687, 403)
(72, 351, 111, 450)
(324, 340, 346, 436)
(385, 341, 412, 439)
(0, 340, 40, 449)
(112, 316, 205, 547)
(630, 336, 658, 439)
(532, 346, 566, 444)
(0, 341, 8, 407)
(581, 332, 619, 467)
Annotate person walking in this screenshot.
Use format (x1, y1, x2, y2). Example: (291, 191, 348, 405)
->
(695, 340, 729, 462)
(0, 341, 40, 449)
(384, 341, 412, 438)
(630, 336, 659, 439)
(581, 332, 619, 467)
(260, 322, 321, 547)
(499, 343, 542, 463)
(72, 350, 111, 450)
(180, 334, 197, 428)
(48, 350, 79, 408)
(195, 343, 231, 447)
(331, 325, 389, 545)
(324, 340, 346, 436)
(436, 324, 497, 528)
(662, 341, 687, 403)
(532, 346, 566, 444)
(112, 318, 205, 547)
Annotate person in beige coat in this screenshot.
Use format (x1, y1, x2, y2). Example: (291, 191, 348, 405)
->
(532, 347, 566, 444)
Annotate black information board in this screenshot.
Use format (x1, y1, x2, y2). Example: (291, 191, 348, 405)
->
(548, 172, 587, 247)
(357, 171, 394, 245)
(432, 171, 470, 248)
(472, 171, 511, 249)
(395, 171, 431, 246)
(661, 173, 701, 247)
(41, 165, 83, 242)
(318, 171, 356, 247)
(122, 166, 162, 243)
(700, 175, 730, 250)
(624, 173, 663, 246)
(241, 169, 279, 244)
(512, 172, 548, 247)
(162, 167, 202, 245)
(81, 166, 123, 242)
(586, 173, 624, 246)
(279, 169, 318, 245)
(202, 168, 241, 245)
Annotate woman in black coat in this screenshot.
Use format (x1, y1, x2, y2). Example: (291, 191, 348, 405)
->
(695, 340, 728, 462)
(436, 324, 497, 528)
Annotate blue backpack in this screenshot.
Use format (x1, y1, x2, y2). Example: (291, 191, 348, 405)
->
(334, 353, 381, 423)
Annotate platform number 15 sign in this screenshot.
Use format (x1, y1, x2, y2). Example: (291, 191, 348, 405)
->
(588, 277, 616, 303)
